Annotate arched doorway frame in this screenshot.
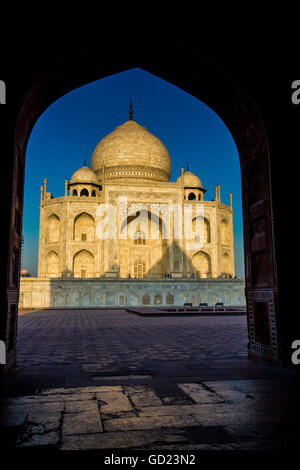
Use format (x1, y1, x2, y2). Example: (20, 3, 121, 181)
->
(72, 248, 95, 278)
(4, 41, 279, 369)
(119, 208, 169, 278)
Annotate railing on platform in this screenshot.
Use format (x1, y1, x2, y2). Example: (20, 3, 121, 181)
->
(161, 306, 246, 313)
(126, 305, 247, 316)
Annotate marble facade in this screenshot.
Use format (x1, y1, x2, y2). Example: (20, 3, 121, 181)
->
(19, 278, 246, 309)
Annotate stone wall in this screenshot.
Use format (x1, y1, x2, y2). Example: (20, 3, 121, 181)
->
(19, 278, 246, 309)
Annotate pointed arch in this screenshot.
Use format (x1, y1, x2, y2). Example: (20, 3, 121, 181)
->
(73, 249, 94, 278)
(142, 293, 151, 305)
(220, 218, 230, 245)
(166, 293, 174, 305)
(45, 214, 60, 243)
(46, 250, 59, 277)
(73, 212, 95, 242)
(188, 192, 196, 200)
(192, 216, 211, 244)
(120, 209, 166, 237)
(120, 209, 168, 278)
(80, 188, 89, 197)
(221, 252, 230, 275)
(192, 250, 212, 278)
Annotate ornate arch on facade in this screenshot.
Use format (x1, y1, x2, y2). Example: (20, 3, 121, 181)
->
(188, 192, 196, 200)
(80, 188, 89, 197)
(221, 252, 231, 275)
(166, 293, 174, 305)
(220, 218, 230, 245)
(46, 250, 60, 278)
(73, 249, 95, 278)
(142, 293, 150, 304)
(45, 214, 60, 243)
(73, 212, 95, 242)
(192, 216, 211, 244)
(120, 209, 168, 278)
(120, 209, 167, 237)
(192, 250, 212, 278)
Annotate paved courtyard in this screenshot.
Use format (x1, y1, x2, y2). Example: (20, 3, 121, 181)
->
(17, 309, 249, 368)
(1, 309, 300, 452)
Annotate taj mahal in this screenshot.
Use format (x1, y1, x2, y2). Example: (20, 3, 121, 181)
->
(19, 105, 245, 308)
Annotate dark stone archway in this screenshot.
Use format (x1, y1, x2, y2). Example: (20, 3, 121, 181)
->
(0, 38, 283, 370)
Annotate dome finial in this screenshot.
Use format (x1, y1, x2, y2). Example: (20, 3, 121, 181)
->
(84, 159, 86, 167)
(129, 99, 133, 120)
(186, 162, 189, 171)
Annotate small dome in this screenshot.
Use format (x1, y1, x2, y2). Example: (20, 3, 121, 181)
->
(70, 166, 99, 185)
(21, 268, 30, 277)
(90, 119, 171, 182)
(177, 170, 202, 187)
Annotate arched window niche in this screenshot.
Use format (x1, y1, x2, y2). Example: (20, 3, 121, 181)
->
(80, 188, 89, 197)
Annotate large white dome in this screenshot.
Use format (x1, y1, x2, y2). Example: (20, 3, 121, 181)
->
(90, 119, 171, 183)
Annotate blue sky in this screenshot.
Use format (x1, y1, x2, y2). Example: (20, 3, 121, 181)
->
(23, 68, 244, 277)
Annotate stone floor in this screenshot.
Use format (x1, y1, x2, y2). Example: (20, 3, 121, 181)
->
(16, 308, 249, 367)
(1, 309, 300, 452)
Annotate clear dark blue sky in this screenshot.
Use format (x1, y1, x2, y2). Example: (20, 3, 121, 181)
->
(23, 68, 244, 277)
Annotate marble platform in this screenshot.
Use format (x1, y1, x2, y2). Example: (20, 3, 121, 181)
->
(19, 278, 245, 309)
